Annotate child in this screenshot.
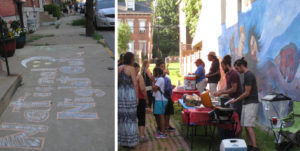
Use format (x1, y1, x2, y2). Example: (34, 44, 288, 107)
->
(152, 67, 167, 139)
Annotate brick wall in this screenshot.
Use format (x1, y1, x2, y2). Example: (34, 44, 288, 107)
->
(24, 0, 39, 7)
(0, 0, 17, 17)
(119, 13, 152, 57)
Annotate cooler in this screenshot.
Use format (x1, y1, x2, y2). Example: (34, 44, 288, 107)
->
(220, 139, 247, 151)
(184, 75, 196, 90)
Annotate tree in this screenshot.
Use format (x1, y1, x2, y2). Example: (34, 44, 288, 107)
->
(85, 0, 95, 36)
(118, 22, 132, 54)
(182, 0, 202, 37)
(152, 0, 179, 58)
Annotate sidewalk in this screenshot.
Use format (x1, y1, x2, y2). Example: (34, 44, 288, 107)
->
(0, 15, 114, 151)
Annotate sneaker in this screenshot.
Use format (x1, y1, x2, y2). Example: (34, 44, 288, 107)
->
(251, 147, 260, 151)
(155, 132, 161, 139)
(139, 136, 148, 143)
(159, 133, 167, 139)
(166, 126, 175, 132)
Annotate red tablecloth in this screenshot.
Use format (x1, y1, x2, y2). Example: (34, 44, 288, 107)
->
(181, 108, 241, 135)
(171, 87, 200, 102)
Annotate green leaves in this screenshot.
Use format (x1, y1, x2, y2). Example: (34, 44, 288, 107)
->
(118, 22, 132, 54)
(152, 0, 179, 58)
(182, 0, 202, 37)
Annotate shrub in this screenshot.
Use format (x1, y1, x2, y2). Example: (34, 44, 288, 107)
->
(44, 4, 61, 19)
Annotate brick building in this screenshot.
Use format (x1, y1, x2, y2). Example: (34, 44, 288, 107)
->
(0, 0, 54, 31)
(118, 0, 153, 63)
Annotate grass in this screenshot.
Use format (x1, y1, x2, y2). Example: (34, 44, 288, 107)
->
(149, 62, 184, 86)
(71, 18, 86, 27)
(172, 103, 300, 151)
(26, 34, 55, 43)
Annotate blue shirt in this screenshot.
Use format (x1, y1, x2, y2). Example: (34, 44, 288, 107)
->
(195, 65, 205, 83)
(164, 76, 172, 97)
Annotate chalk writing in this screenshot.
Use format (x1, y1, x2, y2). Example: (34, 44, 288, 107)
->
(74, 89, 105, 97)
(57, 101, 98, 119)
(25, 110, 49, 122)
(0, 123, 48, 150)
(31, 68, 57, 72)
(38, 78, 54, 85)
(33, 93, 52, 97)
(10, 100, 51, 112)
(60, 66, 85, 74)
(57, 76, 91, 87)
(35, 86, 53, 92)
(21, 56, 56, 68)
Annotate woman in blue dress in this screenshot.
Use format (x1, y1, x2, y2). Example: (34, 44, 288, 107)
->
(118, 52, 139, 148)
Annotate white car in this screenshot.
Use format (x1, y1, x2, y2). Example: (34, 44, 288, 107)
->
(94, 0, 115, 28)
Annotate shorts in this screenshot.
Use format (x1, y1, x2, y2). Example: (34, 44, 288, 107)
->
(241, 103, 259, 127)
(165, 99, 174, 115)
(154, 100, 168, 115)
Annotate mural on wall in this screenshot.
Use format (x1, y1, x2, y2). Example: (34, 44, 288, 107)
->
(218, 0, 300, 101)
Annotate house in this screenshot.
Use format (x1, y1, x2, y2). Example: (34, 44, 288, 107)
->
(177, 0, 199, 76)
(0, 0, 47, 31)
(118, 0, 153, 63)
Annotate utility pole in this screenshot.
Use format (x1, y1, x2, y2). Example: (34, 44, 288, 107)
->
(85, 0, 95, 37)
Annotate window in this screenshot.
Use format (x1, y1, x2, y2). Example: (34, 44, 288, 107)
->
(139, 20, 146, 33)
(127, 20, 134, 33)
(126, 0, 135, 11)
(139, 41, 147, 56)
(128, 41, 134, 53)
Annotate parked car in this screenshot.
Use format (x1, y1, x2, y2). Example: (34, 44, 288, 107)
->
(94, 0, 115, 28)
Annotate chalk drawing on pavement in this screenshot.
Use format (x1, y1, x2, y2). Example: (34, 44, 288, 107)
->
(10, 100, 51, 112)
(57, 76, 91, 87)
(74, 89, 105, 97)
(38, 78, 54, 85)
(24, 110, 50, 122)
(21, 56, 56, 68)
(60, 66, 85, 74)
(33, 93, 52, 97)
(35, 86, 53, 92)
(0, 123, 48, 150)
(57, 102, 98, 119)
(31, 68, 57, 72)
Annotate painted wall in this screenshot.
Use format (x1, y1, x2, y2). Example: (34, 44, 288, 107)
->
(218, 0, 300, 101)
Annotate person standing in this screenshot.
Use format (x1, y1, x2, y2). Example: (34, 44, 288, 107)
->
(230, 57, 260, 151)
(141, 60, 155, 109)
(157, 61, 175, 132)
(153, 67, 168, 138)
(206, 51, 221, 95)
(118, 52, 139, 148)
(134, 63, 149, 143)
(213, 55, 243, 120)
(194, 59, 207, 94)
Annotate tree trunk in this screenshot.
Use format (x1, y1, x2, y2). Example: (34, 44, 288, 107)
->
(85, 0, 94, 37)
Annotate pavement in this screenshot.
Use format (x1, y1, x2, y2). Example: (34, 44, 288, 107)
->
(119, 113, 190, 151)
(0, 15, 114, 151)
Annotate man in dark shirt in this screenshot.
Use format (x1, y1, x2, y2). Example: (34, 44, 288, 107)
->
(213, 55, 243, 139)
(214, 55, 243, 120)
(230, 58, 260, 151)
(206, 51, 221, 95)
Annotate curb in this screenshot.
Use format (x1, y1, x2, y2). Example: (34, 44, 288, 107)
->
(98, 39, 114, 58)
(0, 74, 22, 117)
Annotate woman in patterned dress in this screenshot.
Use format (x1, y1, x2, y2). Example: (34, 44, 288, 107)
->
(118, 52, 139, 148)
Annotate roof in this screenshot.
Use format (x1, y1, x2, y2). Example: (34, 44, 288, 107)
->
(118, 1, 152, 14)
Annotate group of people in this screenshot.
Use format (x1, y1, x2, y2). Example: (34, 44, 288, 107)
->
(118, 52, 175, 148)
(118, 50, 260, 151)
(193, 52, 260, 151)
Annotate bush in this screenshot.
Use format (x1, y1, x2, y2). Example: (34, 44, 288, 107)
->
(44, 4, 61, 19)
(71, 18, 86, 27)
